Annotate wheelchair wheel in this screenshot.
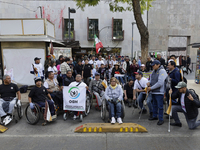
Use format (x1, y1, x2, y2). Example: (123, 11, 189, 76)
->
(85, 96, 91, 116)
(17, 105, 23, 119)
(63, 112, 68, 121)
(121, 100, 125, 119)
(101, 99, 106, 122)
(25, 104, 40, 125)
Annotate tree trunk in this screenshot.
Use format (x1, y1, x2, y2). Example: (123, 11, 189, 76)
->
(132, 0, 149, 64)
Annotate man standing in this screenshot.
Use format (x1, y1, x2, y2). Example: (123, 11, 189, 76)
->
(0, 75, 21, 125)
(186, 55, 192, 73)
(133, 71, 149, 114)
(169, 82, 200, 129)
(96, 56, 104, 69)
(157, 53, 166, 69)
(60, 57, 71, 85)
(30, 57, 44, 81)
(82, 59, 92, 86)
(166, 61, 181, 105)
(89, 55, 97, 68)
(122, 57, 132, 83)
(147, 60, 168, 125)
(146, 56, 152, 72)
(124, 79, 134, 107)
(89, 72, 105, 107)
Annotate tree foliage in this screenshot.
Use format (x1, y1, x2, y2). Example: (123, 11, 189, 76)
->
(75, 0, 154, 14)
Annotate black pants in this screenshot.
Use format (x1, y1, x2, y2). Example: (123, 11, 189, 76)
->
(187, 65, 192, 73)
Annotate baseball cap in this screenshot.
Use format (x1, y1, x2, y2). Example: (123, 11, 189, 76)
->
(95, 72, 100, 76)
(151, 60, 161, 66)
(34, 77, 42, 84)
(141, 64, 145, 67)
(134, 71, 143, 76)
(34, 57, 41, 61)
(175, 82, 187, 89)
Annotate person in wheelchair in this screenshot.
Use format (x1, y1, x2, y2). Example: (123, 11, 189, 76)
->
(105, 77, 123, 124)
(44, 71, 63, 110)
(0, 75, 21, 125)
(28, 77, 56, 119)
(133, 71, 149, 114)
(89, 72, 105, 107)
(69, 74, 88, 120)
(64, 70, 75, 86)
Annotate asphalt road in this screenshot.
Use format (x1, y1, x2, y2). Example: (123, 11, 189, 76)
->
(1, 72, 200, 150)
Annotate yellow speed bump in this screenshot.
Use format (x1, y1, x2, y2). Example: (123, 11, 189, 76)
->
(75, 123, 147, 133)
(0, 125, 8, 133)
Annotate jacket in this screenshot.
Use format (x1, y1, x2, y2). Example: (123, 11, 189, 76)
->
(122, 61, 132, 72)
(169, 67, 181, 91)
(64, 76, 74, 86)
(60, 62, 71, 75)
(105, 85, 123, 101)
(150, 65, 168, 94)
(172, 89, 200, 119)
(89, 79, 103, 93)
(158, 58, 166, 68)
(146, 60, 152, 72)
(111, 68, 123, 77)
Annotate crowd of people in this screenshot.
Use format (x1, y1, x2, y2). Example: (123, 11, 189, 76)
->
(1, 52, 199, 130)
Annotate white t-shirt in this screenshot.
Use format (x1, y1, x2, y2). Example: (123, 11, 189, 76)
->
(69, 81, 87, 87)
(111, 60, 118, 67)
(134, 77, 148, 94)
(89, 60, 97, 68)
(96, 60, 104, 68)
(30, 63, 44, 78)
(181, 93, 186, 112)
(92, 68, 96, 78)
(48, 66, 58, 79)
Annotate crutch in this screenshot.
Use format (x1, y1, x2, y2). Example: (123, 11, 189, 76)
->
(138, 91, 149, 120)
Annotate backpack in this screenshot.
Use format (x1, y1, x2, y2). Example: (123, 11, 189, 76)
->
(20, 85, 28, 93)
(189, 89, 199, 101)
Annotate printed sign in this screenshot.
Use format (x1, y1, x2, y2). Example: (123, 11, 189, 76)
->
(63, 86, 86, 111)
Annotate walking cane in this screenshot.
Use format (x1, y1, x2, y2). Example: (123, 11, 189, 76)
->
(168, 92, 172, 133)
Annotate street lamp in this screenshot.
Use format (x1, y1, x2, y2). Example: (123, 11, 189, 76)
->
(131, 22, 136, 60)
(68, 7, 76, 42)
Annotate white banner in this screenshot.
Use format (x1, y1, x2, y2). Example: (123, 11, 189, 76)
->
(63, 86, 86, 111)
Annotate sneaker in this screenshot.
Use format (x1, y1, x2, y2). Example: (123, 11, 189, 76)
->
(157, 120, 164, 125)
(170, 122, 182, 127)
(117, 117, 123, 124)
(111, 117, 116, 124)
(128, 103, 132, 107)
(73, 115, 77, 120)
(3, 116, 12, 126)
(52, 115, 57, 120)
(133, 103, 138, 108)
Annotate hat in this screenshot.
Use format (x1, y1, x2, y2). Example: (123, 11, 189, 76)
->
(134, 71, 143, 76)
(34, 77, 42, 84)
(151, 60, 161, 66)
(114, 63, 120, 66)
(175, 82, 187, 89)
(141, 64, 145, 67)
(34, 57, 41, 61)
(95, 72, 100, 76)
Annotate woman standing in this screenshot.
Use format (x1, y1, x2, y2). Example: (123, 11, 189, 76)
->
(48, 60, 58, 79)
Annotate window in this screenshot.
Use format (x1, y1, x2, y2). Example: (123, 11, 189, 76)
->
(64, 19, 74, 40)
(88, 19, 98, 40)
(112, 19, 124, 40)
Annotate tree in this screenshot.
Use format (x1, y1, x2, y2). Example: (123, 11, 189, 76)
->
(75, 0, 154, 64)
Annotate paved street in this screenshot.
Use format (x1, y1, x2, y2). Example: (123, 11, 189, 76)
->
(1, 72, 200, 150)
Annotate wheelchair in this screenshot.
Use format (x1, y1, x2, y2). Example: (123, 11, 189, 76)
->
(101, 98, 125, 123)
(63, 91, 91, 122)
(25, 102, 57, 126)
(0, 97, 23, 125)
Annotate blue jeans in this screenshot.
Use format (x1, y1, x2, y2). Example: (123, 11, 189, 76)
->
(108, 101, 122, 118)
(152, 94, 164, 121)
(62, 74, 67, 86)
(116, 77, 124, 84)
(137, 92, 146, 110)
(172, 105, 200, 130)
(146, 93, 153, 113)
(36, 100, 55, 116)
